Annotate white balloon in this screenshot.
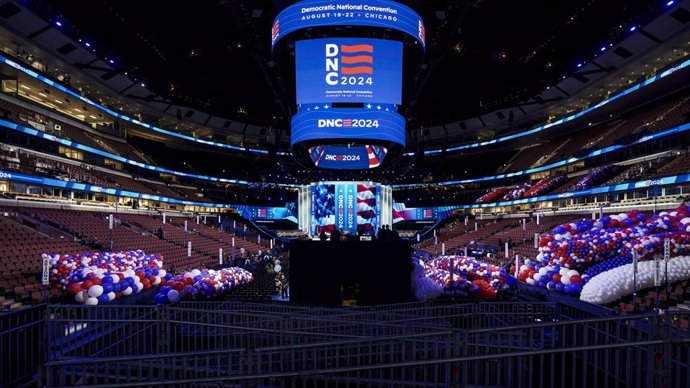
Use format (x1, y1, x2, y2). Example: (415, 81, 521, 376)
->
(84, 297, 99, 306)
(121, 286, 132, 296)
(274, 264, 282, 273)
(107, 292, 116, 301)
(75, 290, 87, 303)
(87, 285, 103, 298)
(581, 256, 690, 304)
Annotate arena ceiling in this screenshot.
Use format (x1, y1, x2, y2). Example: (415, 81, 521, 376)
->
(30, 0, 664, 130)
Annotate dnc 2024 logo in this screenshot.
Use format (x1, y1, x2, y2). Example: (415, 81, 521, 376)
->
(325, 43, 374, 86)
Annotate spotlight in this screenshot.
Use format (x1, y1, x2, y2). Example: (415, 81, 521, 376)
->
(85, 42, 91, 47)
(55, 21, 62, 27)
(600, 46, 607, 52)
(629, 26, 637, 32)
(666, 1, 675, 6)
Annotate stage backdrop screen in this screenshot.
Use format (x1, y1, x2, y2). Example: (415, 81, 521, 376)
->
(311, 182, 380, 236)
(295, 38, 403, 105)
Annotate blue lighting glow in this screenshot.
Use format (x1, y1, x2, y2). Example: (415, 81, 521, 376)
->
(667, 1, 675, 6)
(600, 46, 607, 52)
(577, 62, 583, 68)
(84, 42, 91, 48)
(108, 59, 114, 64)
(54, 21, 62, 27)
(0, 53, 269, 154)
(0, 119, 298, 188)
(629, 26, 637, 32)
(394, 122, 690, 188)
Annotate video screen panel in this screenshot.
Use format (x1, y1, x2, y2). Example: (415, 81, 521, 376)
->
(311, 182, 380, 236)
(308, 145, 387, 170)
(295, 38, 403, 105)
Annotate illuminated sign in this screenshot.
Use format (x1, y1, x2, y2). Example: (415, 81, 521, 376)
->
(291, 106, 405, 146)
(296, 38, 402, 104)
(271, 0, 425, 49)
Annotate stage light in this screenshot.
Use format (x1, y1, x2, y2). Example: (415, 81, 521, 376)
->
(109, 59, 114, 64)
(600, 46, 607, 52)
(55, 21, 62, 27)
(667, 1, 675, 6)
(85, 42, 91, 47)
(577, 63, 583, 68)
(629, 26, 637, 32)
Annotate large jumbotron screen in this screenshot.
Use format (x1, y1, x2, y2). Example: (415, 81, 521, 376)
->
(301, 182, 392, 236)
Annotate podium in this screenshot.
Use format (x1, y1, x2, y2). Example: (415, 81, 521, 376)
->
(289, 240, 412, 306)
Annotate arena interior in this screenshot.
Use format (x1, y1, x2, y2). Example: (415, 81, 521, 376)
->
(1, 0, 690, 387)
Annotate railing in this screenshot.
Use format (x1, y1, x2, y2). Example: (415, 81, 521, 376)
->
(0, 304, 46, 387)
(41, 301, 690, 387)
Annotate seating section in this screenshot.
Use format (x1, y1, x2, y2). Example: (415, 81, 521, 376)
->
(0, 212, 90, 308)
(648, 152, 690, 178)
(0, 205, 273, 310)
(420, 215, 586, 263)
(0, 98, 148, 163)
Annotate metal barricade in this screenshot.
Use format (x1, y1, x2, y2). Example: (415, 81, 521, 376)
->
(42, 302, 690, 388)
(0, 304, 46, 387)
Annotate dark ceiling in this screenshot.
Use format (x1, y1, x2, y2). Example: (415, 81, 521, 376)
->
(31, 0, 662, 129)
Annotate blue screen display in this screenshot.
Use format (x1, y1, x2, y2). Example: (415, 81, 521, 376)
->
(309, 145, 387, 169)
(295, 38, 402, 104)
(291, 106, 405, 146)
(272, 0, 425, 49)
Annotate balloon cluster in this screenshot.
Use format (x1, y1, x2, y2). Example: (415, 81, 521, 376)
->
(516, 262, 584, 295)
(573, 165, 618, 191)
(410, 258, 443, 301)
(503, 182, 534, 201)
(154, 267, 253, 304)
(582, 256, 632, 284)
(580, 256, 690, 304)
(46, 251, 169, 305)
(523, 175, 567, 198)
(476, 187, 510, 204)
(517, 205, 690, 300)
(424, 256, 516, 300)
(537, 206, 690, 270)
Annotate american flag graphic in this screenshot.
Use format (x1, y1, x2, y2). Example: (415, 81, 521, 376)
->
(418, 20, 425, 44)
(271, 19, 280, 44)
(356, 184, 377, 235)
(340, 44, 374, 75)
(313, 184, 378, 235)
(313, 184, 336, 234)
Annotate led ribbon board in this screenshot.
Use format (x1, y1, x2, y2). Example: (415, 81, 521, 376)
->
(291, 105, 405, 145)
(271, 0, 425, 50)
(308, 145, 388, 169)
(295, 38, 403, 105)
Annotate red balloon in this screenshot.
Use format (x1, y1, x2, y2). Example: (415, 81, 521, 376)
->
(553, 274, 562, 283)
(141, 278, 151, 289)
(82, 280, 94, 290)
(68, 283, 82, 295)
(570, 275, 582, 284)
(174, 282, 185, 291)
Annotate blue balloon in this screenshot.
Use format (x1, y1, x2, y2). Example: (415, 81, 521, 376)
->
(97, 294, 110, 304)
(154, 294, 168, 304)
(555, 283, 565, 292)
(102, 276, 113, 284)
(102, 283, 113, 293)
